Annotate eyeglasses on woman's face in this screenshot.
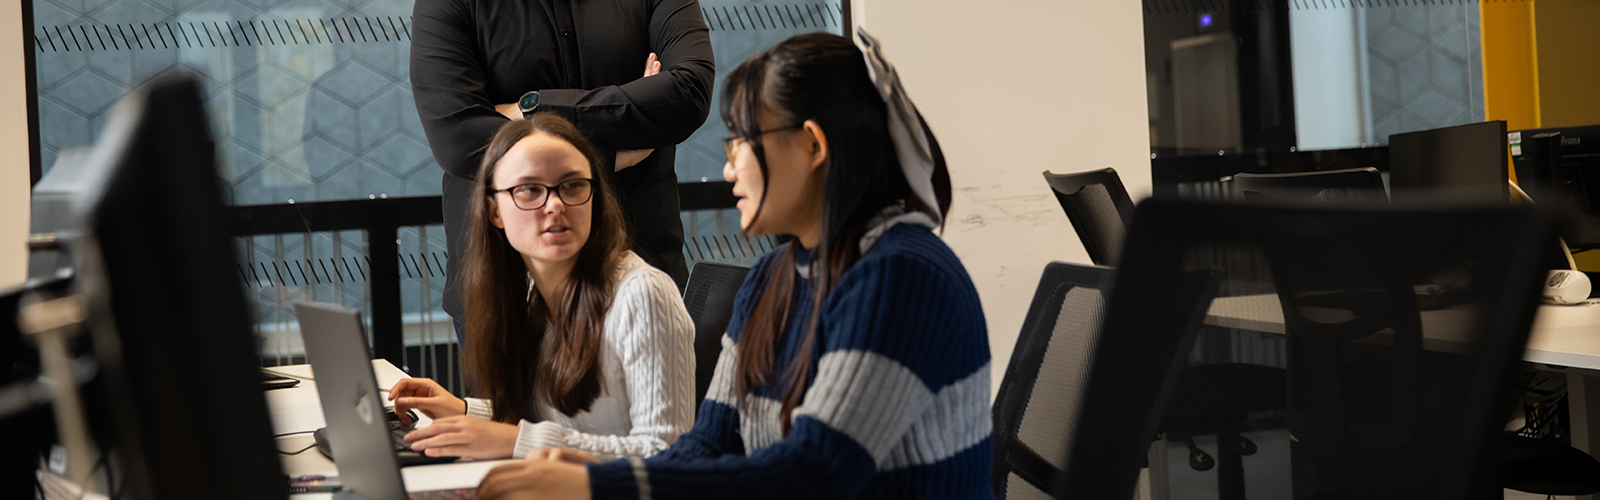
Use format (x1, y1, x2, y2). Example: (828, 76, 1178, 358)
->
(721, 126, 802, 161)
(490, 179, 594, 211)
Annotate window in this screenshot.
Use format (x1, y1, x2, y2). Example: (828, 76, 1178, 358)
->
(28, 0, 844, 379)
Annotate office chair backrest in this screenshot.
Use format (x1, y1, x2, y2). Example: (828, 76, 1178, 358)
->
(1231, 167, 1387, 204)
(989, 261, 1220, 499)
(1043, 168, 1136, 266)
(1066, 198, 1558, 499)
(681, 262, 750, 405)
(990, 263, 1112, 499)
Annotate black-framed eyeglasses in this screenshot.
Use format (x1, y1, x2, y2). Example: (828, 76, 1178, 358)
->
(490, 179, 595, 211)
(722, 126, 802, 161)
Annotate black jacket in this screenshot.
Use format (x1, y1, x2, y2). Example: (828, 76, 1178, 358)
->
(410, 0, 714, 319)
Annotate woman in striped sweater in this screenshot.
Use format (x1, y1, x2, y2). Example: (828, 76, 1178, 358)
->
(387, 114, 696, 461)
(477, 31, 994, 500)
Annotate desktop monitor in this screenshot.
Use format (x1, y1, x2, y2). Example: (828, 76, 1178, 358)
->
(70, 75, 286, 500)
(1511, 124, 1600, 249)
(1388, 121, 1510, 203)
(28, 148, 96, 280)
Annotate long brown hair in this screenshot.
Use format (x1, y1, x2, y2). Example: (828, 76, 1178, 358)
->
(462, 113, 629, 422)
(723, 33, 951, 435)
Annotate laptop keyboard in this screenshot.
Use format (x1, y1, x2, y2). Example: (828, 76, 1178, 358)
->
(389, 419, 412, 451)
(392, 414, 475, 500)
(382, 409, 461, 466)
(409, 488, 477, 499)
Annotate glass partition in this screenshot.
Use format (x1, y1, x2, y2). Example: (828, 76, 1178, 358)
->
(29, 0, 843, 375)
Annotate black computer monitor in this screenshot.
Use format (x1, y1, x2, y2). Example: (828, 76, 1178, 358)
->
(71, 75, 286, 500)
(1388, 121, 1510, 203)
(1512, 124, 1600, 249)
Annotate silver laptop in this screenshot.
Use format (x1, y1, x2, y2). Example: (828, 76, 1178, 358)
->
(294, 301, 474, 500)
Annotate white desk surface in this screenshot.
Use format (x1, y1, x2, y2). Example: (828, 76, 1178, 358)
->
(1205, 295, 1600, 371)
(262, 360, 517, 498)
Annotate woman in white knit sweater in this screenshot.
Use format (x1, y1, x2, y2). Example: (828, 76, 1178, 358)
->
(387, 113, 695, 460)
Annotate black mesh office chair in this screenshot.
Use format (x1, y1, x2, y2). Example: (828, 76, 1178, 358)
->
(1092, 198, 1559, 498)
(1043, 169, 1135, 266)
(1231, 167, 1387, 204)
(1044, 167, 1285, 500)
(681, 262, 750, 405)
(992, 262, 1221, 499)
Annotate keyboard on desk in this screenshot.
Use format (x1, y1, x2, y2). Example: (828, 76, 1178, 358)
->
(314, 408, 458, 466)
(388, 409, 460, 465)
(389, 416, 417, 450)
(410, 488, 476, 499)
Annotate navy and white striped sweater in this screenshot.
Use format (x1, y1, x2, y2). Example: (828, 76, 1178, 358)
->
(587, 223, 994, 499)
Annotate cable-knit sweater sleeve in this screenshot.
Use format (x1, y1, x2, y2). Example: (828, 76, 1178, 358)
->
(648, 334, 745, 461)
(509, 266, 697, 460)
(585, 240, 993, 499)
(463, 397, 494, 420)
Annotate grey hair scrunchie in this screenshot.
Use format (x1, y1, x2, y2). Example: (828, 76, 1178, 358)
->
(857, 27, 943, 225)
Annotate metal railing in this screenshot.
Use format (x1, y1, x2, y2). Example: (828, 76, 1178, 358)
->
(679, 181, 781, 267)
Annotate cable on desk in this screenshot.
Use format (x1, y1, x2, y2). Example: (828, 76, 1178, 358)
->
(275, 429, 319, 455)
(278, 445, 315, 458)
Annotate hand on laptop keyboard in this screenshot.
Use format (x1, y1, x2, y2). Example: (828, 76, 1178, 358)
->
(401, 415, 520, 460)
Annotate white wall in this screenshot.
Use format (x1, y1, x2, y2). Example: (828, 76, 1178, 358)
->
(1289, 7, 1370, 150)
(0, 1, 29, 289)
(855, 0, 1153, 396)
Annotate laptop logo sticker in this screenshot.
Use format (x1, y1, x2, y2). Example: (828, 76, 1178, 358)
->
(355, 385, 376, 425)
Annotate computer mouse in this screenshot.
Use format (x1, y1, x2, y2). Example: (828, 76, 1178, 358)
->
(1544, 270, 1592, 305)
(312, 427, 332, 459)
(385, 408, 422, 428)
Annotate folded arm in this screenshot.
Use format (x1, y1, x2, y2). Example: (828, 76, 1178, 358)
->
(529, 0, 715, 151)
(409, 0, 506, 180)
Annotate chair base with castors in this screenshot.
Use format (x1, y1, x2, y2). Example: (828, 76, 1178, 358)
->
(1164, 362, 1288, 500)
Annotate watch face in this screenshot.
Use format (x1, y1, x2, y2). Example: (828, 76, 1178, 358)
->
(520, 92, 539, 111)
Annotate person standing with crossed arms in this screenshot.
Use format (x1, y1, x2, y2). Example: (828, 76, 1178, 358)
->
(410, 0, 715, 345)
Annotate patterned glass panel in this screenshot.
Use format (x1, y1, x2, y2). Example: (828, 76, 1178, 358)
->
(32, 0, 843, 204)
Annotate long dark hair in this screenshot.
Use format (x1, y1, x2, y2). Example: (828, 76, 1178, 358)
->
(463, 113, 629, 422)
(724, 33, 951, 435)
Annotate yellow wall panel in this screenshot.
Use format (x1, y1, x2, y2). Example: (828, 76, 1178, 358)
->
(1479, 0, 1541, 131)
(1534, 0, 1600, 128)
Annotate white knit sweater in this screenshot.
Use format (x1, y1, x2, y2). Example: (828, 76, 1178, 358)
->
(463, 252, 695, 460)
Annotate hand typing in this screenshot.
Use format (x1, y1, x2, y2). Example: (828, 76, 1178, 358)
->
(403, 415, 520, 460)
(388, 377, 465, 425)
